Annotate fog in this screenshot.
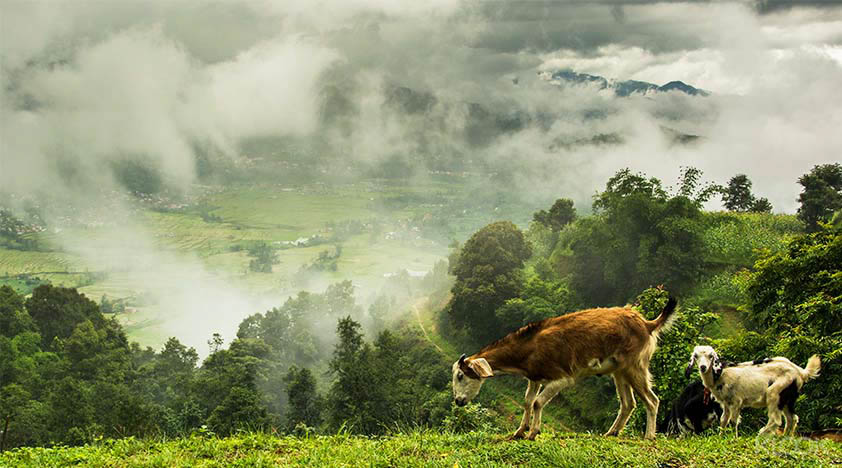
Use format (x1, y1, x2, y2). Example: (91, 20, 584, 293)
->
(2, 0, 841, 352)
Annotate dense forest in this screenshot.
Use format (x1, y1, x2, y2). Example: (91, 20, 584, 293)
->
(1, 163, 841, 450)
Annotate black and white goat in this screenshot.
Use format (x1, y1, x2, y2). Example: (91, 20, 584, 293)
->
(687, 345, 821, 437)
(659, 380, 723, 435)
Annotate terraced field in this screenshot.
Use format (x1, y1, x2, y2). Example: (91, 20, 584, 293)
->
(0, 181, 461, 349)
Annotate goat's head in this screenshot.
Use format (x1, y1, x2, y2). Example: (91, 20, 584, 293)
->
(451, 354, 493, 406)
(687, 345, 720, 377)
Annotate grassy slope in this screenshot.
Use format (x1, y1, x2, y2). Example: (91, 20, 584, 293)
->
(3, 432, 840, 468)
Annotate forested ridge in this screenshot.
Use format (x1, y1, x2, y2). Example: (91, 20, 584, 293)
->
(1, 164, 841, 455)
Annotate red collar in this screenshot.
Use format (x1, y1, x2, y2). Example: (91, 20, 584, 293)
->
(703, 388, 711, 405)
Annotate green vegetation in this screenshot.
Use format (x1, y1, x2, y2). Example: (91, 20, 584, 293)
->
(1, 163, 841, 465)
(3, 431, 841, 467)
(797, 163, 842, 232)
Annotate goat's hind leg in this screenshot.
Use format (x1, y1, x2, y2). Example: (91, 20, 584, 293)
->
(782, 408, 799, 436)
(625, 369, 660, 440)
(511, 380, 540, 440)
(605, 373, 635, 437)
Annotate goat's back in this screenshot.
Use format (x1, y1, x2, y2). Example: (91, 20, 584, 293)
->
(519, 307, 653, 380)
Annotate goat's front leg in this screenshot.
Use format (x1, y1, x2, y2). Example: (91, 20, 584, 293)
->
(511, 380, 540, 440)
(719, 406, 731, 433)
(527, 378, 571, 440)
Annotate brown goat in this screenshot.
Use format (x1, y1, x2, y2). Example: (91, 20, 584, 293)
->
(451, 297, 677, 440)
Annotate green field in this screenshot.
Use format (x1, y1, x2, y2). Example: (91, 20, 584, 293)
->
(2, 431, 839, 467)
(0, 181, 468, 348)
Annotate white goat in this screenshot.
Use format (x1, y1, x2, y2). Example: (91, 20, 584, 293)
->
(687, 345, 821, 437)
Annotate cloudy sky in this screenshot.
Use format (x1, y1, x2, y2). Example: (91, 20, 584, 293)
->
(2, 0, 841, 209)
(2, 0, 841, 352)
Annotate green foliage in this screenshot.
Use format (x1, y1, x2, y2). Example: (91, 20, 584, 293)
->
(25, 285, 104, 350)
(447, 221, 532, 343)
(701, 212, 803, 267)
(495, 275, 572, 332)
(628, 287, 718, 431)
(673, 166, 722, 207)
(746, 229, 841, 335)
(301, 245, 342, 272)
(284, 366, 323, 431)
(716, 227, 842, 430)
(533, 198, 577, 232)
(247, 243, 280, 273)
(327, 316, 381, 434)
(722, 174, 772, 213)
(569, 169, 706, 305)
(797, 163, 842, 232)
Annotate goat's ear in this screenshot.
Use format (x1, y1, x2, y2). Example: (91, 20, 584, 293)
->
(685, 354, 696, 378)
(468, 358, 493, 378)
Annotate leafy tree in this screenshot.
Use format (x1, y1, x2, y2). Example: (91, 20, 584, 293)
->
(206, 386, 268, 435)
(674, 166, 722, 207)
(0, 384, 30, 451)
(248, 243, 280, 273)
(746, 228, 841, 337)
(283, 366, 323, 431)
(722, 174, 755, 211)
(25, 285, 103, 349)
(533, 198, 576, 232)
(327, 316, 379, 433)
(569, 169, 706, 305)
(798, 163, 842, 232)
(495, 275, 571, 332)
(0, 285, 33, 337)
(722, 174, 772, 213)
(447, 221, 532, 343)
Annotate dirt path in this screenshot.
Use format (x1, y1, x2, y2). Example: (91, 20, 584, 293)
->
(412, 299, 444, 354)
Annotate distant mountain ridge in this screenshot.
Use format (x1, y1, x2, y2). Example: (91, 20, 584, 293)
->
(542, 70, 710, 97)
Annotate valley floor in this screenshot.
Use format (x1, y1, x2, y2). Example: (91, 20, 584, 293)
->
(2, 431, 840, 468)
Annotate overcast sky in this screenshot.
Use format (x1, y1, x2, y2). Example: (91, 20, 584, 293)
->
(2, 0, 842, 210)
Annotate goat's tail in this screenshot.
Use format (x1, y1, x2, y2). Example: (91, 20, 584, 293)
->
(802, 355, 821, 382)
(646, 296, 678, 335)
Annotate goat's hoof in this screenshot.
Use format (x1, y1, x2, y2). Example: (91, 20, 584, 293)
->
(604, 431, 618, 437)
(508, 431, 526, 440)
(525, 430, 541, 441)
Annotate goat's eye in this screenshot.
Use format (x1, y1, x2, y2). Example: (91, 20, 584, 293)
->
(457, 373, 463, 381)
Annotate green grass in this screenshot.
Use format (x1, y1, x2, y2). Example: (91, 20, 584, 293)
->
(3, 431, 840, 467)
(0, 249, 83, 275)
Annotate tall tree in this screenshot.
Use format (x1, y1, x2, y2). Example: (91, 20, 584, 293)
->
(722, 174, 772, 213)
(447, 221, 532, 342)
(570, 169, 706, 305)
(327, 316, 379, 433)
(798, 163, 842, 232)
(25, 285, 103, 349)
(533, 198, 577, 232)
(283, 366, 322, 431)
(722, 174, 755, 211)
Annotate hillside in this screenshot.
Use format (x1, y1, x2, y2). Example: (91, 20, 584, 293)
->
(2, 431, 840, 468)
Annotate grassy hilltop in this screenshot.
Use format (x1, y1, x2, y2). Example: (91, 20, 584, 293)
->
(3, 431, 841, 468)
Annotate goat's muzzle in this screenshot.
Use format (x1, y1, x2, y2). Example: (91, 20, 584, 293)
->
(454, 397, 467, 407)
